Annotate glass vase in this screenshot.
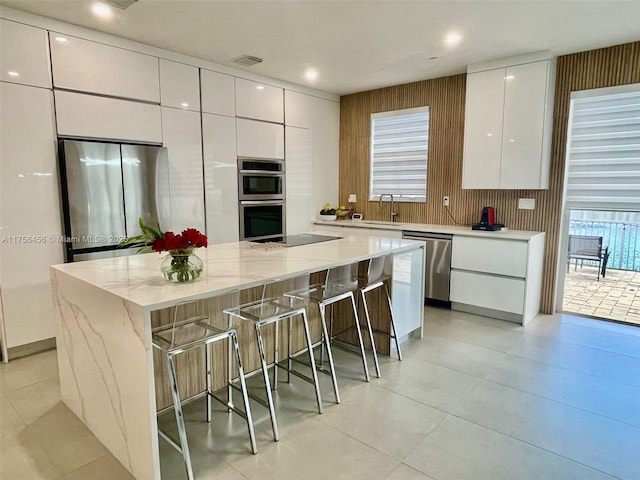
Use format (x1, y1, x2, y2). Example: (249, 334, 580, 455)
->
(160, 250, 204, 283)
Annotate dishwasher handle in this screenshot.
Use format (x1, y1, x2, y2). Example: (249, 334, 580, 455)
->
(402, 231, 453, 240)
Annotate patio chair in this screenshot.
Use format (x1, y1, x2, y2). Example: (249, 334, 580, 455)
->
(567, 235, 609, 281)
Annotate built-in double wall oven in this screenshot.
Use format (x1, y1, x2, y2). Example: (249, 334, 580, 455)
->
(238, 158, 285, 240)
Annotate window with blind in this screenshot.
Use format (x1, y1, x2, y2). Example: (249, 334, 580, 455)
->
(369, 107, 429, 202)
(565, 83, 640, 211)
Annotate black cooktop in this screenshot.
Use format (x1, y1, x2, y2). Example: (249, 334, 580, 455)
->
(250, 233, 342, 247)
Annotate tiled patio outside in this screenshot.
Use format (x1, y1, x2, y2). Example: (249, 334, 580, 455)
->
(563, 264, 640, 326)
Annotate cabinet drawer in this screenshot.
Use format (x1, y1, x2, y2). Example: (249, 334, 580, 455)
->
(452, 236, 527, 277)
(451, 270, 524, 314)
(55, 91, 162, 143)
(50, 33, 159, 102)
(236, 118, 284, 159)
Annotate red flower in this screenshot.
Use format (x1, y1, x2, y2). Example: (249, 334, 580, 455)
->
(149, 228, 208, 253)
(182, 228, 208, 248)
(151, 237, 166, 252)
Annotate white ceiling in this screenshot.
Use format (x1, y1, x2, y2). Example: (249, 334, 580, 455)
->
(2, 0, 639, 95)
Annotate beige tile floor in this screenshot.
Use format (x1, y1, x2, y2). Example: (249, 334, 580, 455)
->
(2, 307, 640, 479)
(563, 265, 640, 325)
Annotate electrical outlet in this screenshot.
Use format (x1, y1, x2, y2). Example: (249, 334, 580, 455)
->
(443, 196, 450, 207)
(518, 198, 535, 210)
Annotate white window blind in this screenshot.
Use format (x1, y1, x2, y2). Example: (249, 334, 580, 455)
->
(565, 83, 640, 211)
(370, 107, 428, 202)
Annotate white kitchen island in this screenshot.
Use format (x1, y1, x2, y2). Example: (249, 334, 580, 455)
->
(50, 233, 424, 479)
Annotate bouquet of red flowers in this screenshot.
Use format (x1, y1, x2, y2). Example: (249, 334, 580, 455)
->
(119, 218, 208, 254)
(151, 228, 208, 254)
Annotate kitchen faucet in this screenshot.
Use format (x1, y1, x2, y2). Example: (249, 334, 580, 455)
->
(379, 194, 398, 222)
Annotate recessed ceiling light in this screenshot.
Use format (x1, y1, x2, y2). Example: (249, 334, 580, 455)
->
(505, 75, 515, 80)
(305, 69, 318, 81)
(92, 3, 113, 18)
(7, 71, 19, 77)
(256, 85, 265, 90)
(180, 102, 189, 108)
(445, 32, 462, 46)
(55, 36, 68, 43)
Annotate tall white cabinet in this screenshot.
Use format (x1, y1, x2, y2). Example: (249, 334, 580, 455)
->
(203, 114, 239, 244)
(285, 126, 312, 234)
(0, 82, 62, 357)
(161, 107, 205, 232)
(462, 52, 555, 189)
(284, 90, 340, 221)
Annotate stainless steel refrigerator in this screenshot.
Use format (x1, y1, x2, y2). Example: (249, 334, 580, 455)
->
(59, 140, 171, 262)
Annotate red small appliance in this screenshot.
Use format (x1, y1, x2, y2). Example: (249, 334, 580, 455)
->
(472, 206, 504, 231)
(481, 206, 495, 225)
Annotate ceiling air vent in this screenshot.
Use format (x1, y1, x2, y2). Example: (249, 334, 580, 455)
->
(231, 55, 263, 67)
(106, 0, 138, 10)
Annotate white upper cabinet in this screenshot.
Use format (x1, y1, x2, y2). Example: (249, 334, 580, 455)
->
(462, 53, 555, 190)
(236, 118, 284, 159)
(284, 90, 311, 127)
(49, 32, 160, 102)
(201, 69, 235, 116)
(461, 68, 504, 188)
(0, 20, 51, 88)
(500, 61, 552, 188)
(55, 90, 163, 143)
(235, 78, 283, 123)
(159, 59, 200, 111)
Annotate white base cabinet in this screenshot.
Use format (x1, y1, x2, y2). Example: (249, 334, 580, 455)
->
(0, 82, 62, 357)
(450, 233, 545, 324)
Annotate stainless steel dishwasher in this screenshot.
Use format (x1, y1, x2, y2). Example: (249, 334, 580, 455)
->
(402, 231, 453, 304)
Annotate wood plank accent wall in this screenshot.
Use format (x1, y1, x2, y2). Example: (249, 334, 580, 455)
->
(339, 41, 640, 314)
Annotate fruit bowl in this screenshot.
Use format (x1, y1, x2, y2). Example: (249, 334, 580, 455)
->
(336, 209, 352, 218)
(319, 214, 337, 221)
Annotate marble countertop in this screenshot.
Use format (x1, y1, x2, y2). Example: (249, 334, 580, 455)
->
(313, 219, 543, 241)
(51, 233, 422, 310)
